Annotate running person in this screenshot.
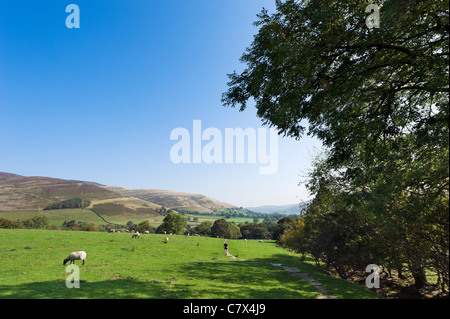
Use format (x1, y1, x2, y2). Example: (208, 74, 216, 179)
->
(223, 240, 229, 256)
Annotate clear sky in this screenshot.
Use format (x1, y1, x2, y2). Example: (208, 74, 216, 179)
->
(0, 0, 322, 207)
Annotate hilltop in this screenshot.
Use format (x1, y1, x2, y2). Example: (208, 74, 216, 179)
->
(105, 186, 237, 213)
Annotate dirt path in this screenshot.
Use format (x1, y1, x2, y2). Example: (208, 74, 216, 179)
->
(227, 254, 338, 299)
(271, 264, 339, 299)
(225, 251, 237, 259)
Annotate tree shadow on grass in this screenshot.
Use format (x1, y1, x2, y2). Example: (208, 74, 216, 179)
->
(0, 259, 317, 299)
(243, 254, 380, 299)
(0, 254, 378, 299)
(172, 257, 320, 299)
(0, 278, 194, 299)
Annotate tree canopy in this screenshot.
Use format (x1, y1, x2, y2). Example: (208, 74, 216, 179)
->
(157, 212, 186, 235)
(223, 0, 448, 166)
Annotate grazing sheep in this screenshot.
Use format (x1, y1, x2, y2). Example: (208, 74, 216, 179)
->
(132, 231, 140, 238)
(63, 251, 87, 266)
(144, 231, 149, 234)
(244, 239, 247, 242)
(109, 228, 115, 233)
(165, 237, 169, 243)
(259, 240, 264, 243)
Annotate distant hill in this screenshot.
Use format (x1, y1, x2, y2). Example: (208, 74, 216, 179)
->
(0, 172, 161, 219)
(0, 172, 238, 218)
(104, 186, 237, 213)
(2, 171, 303, 222)
(246, 202, 310, 215)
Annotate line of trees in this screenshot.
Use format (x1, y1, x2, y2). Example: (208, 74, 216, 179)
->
(0, 215, 52, 230)
(44, 198, 91, 210)
(155, 212, 296, 240)
(0, 212, 294, 239)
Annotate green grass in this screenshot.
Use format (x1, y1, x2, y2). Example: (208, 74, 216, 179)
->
(0, 209, 104, 226)
(185, 213, 255, 226)
(0, 209, 163, 227)
(1, 210, 258, 228)
(0, 229, 380, 299)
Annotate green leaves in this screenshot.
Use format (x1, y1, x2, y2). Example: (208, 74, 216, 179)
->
(223, 0, 448, 163)
(158, 212, 187, 235)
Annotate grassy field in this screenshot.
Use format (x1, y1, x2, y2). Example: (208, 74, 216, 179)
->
(0, 210, 255, 228)
(185, 213, 255, 226)
(0, 209, 165, 227)
(0, 229, 380, 299)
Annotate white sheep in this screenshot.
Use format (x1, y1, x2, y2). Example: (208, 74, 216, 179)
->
(63, 251, 87, 266)
(144, 230, 150, 234)
(132, 231, 140, 238)
(259, 240, 264, 243)
(165, 237, 169, 243)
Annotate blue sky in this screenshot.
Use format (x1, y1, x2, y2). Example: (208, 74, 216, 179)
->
(0, 0, 322, 207)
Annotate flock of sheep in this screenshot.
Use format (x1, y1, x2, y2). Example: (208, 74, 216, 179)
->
(61, 230, 169, 266)
(62, 230, 264, 266)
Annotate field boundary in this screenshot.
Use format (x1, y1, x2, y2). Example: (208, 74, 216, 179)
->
(89, 208, 117, 226)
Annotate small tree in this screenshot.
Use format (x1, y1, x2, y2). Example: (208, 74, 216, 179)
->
(137, 220, 154, 233)
(22, 215, 49, 229)
(279, 218, 308, 261)
(80, 222, 99, 232)
(158, 212, 186, 234)
(211, 219, 242, 239)
(211, 219, 231, 238)
(195, 221, 213, 236)
(0, 217, 24, 229)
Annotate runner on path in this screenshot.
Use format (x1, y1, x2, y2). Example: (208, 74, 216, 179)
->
(223, 240, 229, 256)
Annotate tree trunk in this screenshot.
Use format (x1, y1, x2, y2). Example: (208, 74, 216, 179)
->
(410, 261, 427, 289)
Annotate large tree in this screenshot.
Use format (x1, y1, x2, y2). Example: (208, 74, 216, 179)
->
(223, 0, 448, 166)
(223, 0, 449, 292)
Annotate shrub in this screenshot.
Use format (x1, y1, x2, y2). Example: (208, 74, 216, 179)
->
(0, 217, 24, 229)
(22, 215, 49, 229)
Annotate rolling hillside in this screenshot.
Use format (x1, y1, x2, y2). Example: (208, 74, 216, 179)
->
(105, 186, 237, 213)
(0, 172, 161, 221)
(0, 172, 116, 211)
(0, 172, 241, 225)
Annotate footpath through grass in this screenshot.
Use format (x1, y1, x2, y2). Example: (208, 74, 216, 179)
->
(0, 229, 379, 299)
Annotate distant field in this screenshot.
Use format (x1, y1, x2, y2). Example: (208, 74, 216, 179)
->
(184, 213, 255, 226)
(0, 209, 104, 226)
(1, 210, 258, 229)
(0, 209, 163, 227)
(0, 229, 379, 299)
